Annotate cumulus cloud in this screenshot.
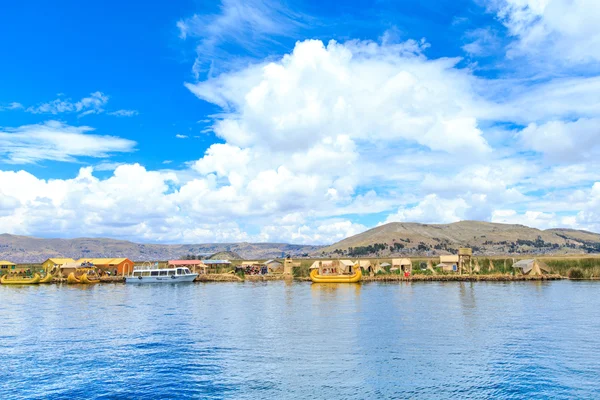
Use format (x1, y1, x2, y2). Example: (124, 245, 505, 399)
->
(0, 121, 136, 164)
(519, 118, 600, 162)
(0, 164, 363, 244)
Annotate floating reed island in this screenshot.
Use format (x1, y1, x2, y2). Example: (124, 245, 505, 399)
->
(2, 250, 600, 285)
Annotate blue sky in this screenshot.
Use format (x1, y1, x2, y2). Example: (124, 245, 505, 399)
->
(1, 0, 599, 244)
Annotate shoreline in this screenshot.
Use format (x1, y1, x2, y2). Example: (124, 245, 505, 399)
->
(4, 273, 579, 285)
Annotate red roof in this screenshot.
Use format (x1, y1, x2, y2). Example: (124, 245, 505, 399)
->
(168, 260, 206, 266)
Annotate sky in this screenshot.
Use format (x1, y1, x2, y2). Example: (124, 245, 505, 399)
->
(0, 0, 599, 244)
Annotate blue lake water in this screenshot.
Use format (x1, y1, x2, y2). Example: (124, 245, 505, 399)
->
(1, 281, 599, 399)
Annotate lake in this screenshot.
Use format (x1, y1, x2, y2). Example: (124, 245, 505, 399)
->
(1, 281, 599, 399)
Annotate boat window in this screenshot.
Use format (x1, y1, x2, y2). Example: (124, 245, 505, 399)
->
(168, 270, 175, 276)
(133, 271, 141, 277)
(142, 271, 151, 277)
(184, 268, 191, 274)
(159, 270, 168, 276)
(177, 268, 183, 275)
(151, 271, 159, 276)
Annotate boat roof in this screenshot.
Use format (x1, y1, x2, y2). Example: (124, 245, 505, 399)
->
(168, 260, 205, 266)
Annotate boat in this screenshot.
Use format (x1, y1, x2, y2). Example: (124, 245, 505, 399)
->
(310, 268, 362, 283)
(67, 265, 100, 284)
(1, 273, 41, 285)
(39, 272, 55, 283)
(80, 273, 100, 284)
(125, 264, 198, 284)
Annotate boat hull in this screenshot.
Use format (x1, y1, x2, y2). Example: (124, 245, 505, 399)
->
(39, 273, 54, 283)
(1, 273, 41, 285)
(125, 274, 198, 284)
(310, 269, 362, 283)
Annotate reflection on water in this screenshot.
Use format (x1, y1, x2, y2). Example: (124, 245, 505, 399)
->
(1, 281, 600, 399)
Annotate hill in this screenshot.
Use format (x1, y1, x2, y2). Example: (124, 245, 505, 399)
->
(0, 234, 320, 263)
(207, 251, 242, 260)
(318, 221, 600, 257)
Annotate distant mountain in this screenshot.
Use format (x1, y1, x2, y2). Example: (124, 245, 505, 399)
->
(0, 234, 321, 263)
(317, 221, 600, 257)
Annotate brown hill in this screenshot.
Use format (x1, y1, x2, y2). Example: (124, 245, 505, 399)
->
(0, 234, 321, 263)
(318, 221, 600, 257)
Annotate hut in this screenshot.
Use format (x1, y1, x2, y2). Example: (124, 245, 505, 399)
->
(59, 262, 82, 278)
(358, 260, 373, 273)
(168, 260, 207, 274)
(264, 260, 284, 273)
(438, 255, 459, 272)
(42, 258, 75, 274)
(77, 258, 134, 276)
(392, 258, 412, 273)
(512, 259, 550, 276)
(0, 260, 16, 275)
(339, 259, 357, 273)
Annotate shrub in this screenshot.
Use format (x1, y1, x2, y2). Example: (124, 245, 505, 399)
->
(568, 268, 584, 279)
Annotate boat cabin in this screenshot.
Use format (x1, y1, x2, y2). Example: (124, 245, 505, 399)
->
(132, 267, 193, 277)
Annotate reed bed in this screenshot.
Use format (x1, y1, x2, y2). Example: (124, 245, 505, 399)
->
(363, 274, 563, 282)
(195, 273, 242, 282)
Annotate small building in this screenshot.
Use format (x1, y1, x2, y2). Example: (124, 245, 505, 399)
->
(77, 258, 134, 276)
(58, 262, 83, 278)
(203, 260, 231, 270)
(264, 259, 284, 273)
(512, 259, 550, 276)
(168, 260, 207, 274)
(392, 258, 412, 273)
(42, 258, 76, 273)
(438, 255, 459, 272)
(0, 260, 16, 275)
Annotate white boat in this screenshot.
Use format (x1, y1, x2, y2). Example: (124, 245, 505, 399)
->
(125, 264, 198, 284)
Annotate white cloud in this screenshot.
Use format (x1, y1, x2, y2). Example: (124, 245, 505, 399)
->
(177, 0, 306, 78)
(488, 0, 600, 66)
(519, 118, 600, 162)
(385, 194, 471, 224)
(108, 109, 139, 117)
(175, 134, 188, 139)
(0, 121, 136, 164)
(26, 92, 109, 116)
(0, 102, 23, 111)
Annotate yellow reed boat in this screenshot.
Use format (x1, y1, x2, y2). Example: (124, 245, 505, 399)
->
(39, 272, 55, 283)
(1, 273, 41, 285)
(310, 268, 362, 283)
(68, 266, 100, 284)
(80, 273, 100, 284)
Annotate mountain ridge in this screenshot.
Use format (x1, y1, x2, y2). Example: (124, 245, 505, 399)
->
(0, 234, 321, 263)
(318, 221, 600, 256)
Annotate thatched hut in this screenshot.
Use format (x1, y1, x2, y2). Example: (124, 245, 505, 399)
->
(358, 260, 372, 272)
(264, 259, 284, 273)
(392, 258, 412, 273)
(512, 259, 550, 276)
